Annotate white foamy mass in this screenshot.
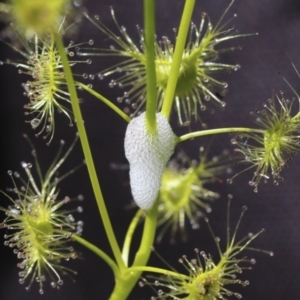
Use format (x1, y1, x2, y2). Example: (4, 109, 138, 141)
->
(124, 112, 176, 210)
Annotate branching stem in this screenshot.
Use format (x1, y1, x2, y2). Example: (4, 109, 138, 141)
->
(161, 0, 195, 119)
(77, 82, 130, 122)
(72, 234, 119, 276)
(122, 209, 144, 266)
(178, 127, 265, 143)
(55, 33, 125, 271)
(144, 0, 157, 133)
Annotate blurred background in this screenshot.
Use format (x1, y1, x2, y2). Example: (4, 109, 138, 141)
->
(1, 0, 300, 299)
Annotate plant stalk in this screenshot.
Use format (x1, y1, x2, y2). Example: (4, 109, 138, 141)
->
(144, 0, 157, 133)
(55, 33, 125, 271)
(161, 0, 195, 119)
(178, 127, 265, 143)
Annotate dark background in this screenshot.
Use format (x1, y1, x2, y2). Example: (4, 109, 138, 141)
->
(1, 0, 300, 299)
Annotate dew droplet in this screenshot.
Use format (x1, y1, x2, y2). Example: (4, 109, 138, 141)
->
(78, 194, 84, 201)
(234, 64, 241, 71)
(31, 118, 40, 128)
(227, 178, 233, 184)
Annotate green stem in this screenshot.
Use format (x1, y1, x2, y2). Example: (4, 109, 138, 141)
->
(160, 0, 195, 119)
(132, 199, 158, 267)
(127, 266, 189, 280)
(177, 127, 265, 143)
(144, 0, 157, 133)
(77, 82, 131, 122)
(293, 112, 300, 120)
(72, 234, 119, 276)
(122, 209, 144, 267)
(55, 33, 125, 271)
(109, 199, 159, 300)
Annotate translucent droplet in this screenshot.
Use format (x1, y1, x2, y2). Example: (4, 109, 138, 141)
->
(58, 279, 63, 285)
(77, 195, 84, 201)
(31, 118, 40, 128)
(227, 178, 233, 184)
(234, 64, 241, 71)
(109, 80, 116, 88)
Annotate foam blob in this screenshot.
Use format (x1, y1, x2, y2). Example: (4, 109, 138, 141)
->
(124, 112, 176, 210)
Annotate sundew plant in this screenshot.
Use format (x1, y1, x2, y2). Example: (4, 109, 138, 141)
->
(0, 0, 299, 299)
